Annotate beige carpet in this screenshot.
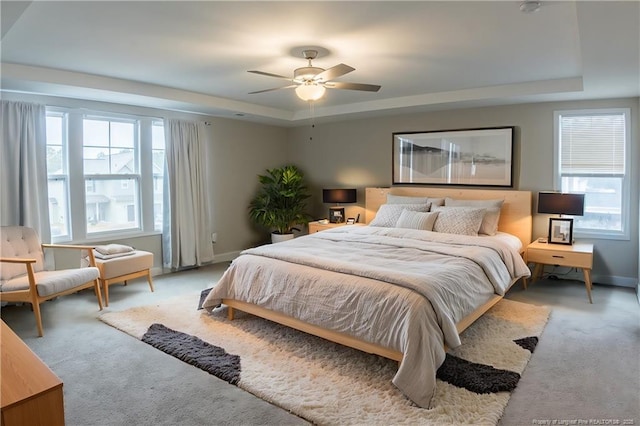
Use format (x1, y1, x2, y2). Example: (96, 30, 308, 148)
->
(100, 292, 550, 425)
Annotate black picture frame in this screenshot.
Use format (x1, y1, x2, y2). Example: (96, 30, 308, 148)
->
(392, 127, 514, 187)
(329, 207, 345, 223)
(548, 218, 573, 245)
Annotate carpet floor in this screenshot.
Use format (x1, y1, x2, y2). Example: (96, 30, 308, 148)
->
(100, 292, 550, 425)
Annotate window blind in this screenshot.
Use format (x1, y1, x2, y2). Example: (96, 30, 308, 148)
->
(559, 113, 626, 176)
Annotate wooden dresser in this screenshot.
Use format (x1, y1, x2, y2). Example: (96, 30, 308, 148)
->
(1, 320, 65, 426)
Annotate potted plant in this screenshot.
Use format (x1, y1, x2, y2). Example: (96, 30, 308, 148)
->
(248, 165, 312, 243)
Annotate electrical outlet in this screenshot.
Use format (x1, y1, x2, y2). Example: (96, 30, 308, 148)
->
(211, 232, 217, 243)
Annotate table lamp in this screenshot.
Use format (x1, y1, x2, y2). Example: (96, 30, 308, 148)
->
(322, 189, 357, 223)
(537, 192, 585, 245)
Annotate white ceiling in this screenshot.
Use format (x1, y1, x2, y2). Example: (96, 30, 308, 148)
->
(1, 1, 638, 126)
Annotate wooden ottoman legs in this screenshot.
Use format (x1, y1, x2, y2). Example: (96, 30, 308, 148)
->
(102, 269, 154, 307)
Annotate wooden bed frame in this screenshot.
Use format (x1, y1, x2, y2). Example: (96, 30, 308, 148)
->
(223, 187, 532, 363)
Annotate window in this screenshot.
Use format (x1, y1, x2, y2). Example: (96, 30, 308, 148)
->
(45, 109, 164, 242)
(46, 112, 70, 239)
(83, 116, 139, 234)
(554, 108, 630, 239)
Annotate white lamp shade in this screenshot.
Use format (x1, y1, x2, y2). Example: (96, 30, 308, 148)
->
(295, 84, 326, 101)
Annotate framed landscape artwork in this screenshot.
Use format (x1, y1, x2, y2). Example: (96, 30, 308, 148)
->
(392, 127, 514, 187)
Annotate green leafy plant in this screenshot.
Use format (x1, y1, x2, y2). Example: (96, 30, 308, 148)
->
(248, 165, 312, 235)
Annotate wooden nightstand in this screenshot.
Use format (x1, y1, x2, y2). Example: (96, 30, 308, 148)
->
(308, 221, 362, 233)
(525, 241, 594, 303)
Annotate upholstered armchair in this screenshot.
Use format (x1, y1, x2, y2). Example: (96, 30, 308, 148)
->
(0, 226, 103, 336)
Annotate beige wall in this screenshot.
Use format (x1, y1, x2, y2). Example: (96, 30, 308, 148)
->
(206, 118, 288, 258)
(287, 98, 640, 287)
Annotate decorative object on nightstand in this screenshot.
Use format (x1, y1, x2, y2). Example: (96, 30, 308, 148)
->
(537, 191, 584, 245)
(525, 241, 594, 303)
(322, 188, 357, 223)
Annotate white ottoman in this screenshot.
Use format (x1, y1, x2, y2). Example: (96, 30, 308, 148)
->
(94, 250, 154, 306)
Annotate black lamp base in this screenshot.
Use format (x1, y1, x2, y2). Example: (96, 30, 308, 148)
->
(329, 207, 345, 223)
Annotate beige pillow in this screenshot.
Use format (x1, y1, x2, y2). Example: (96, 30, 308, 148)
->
(444, 197, 504, 235)
(432, 207, 486, 236)
(369, 203, 431, 227)
(395, 210, 439, 231)
(387, 194, 444, 207)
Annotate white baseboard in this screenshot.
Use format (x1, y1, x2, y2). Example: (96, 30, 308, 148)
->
(589, 274, 637, 288)
(212, 251, 241, 263)
(537, 267, 636, 288)
(151, 251, 239, 277)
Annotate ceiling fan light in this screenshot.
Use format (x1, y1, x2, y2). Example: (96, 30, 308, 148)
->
(295, 84, 326, 101)
(519, 0, 541, 13)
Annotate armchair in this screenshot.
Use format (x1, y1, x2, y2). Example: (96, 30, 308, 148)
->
(0, 226, 103, 336)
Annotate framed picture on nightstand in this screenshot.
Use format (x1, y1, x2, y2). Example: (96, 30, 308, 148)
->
(548, 218, 573, 245)
(329, 207, 345, 223)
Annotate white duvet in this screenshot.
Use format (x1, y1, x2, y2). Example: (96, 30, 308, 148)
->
(202, 226, 530, 408)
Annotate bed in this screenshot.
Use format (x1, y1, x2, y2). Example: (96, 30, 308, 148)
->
(202, 187, 532, 408)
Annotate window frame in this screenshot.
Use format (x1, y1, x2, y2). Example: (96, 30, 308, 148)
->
(45, 108, 163, 243)
(82, 114, 141, 236)
(151, 120, 166, 232)
(46, 109, 71, 240)
(553, 108, 631, 240)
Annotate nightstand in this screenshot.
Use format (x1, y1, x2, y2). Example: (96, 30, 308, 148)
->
(308, 221, 362, 233)
(525, 241, 594, 303)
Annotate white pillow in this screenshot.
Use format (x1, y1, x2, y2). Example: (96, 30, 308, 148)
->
(387, 194, 445, 207)
(369, 203, 431, 227)
(432, 207, 486, 236)
(395, 210, 439, 231)
(444, 197, 504, 235)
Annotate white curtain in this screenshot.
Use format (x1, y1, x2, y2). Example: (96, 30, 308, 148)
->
(162, 119, 214, 269)
(0, 100, 51, 243)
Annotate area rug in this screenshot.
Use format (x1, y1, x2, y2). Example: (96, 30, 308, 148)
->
(100, 292, 550, 425)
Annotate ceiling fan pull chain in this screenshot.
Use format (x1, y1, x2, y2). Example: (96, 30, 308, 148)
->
(309, 102, 315, 141)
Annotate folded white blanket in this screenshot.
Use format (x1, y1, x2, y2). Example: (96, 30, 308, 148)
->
(94, 244, 134, 256)
(93, 251, 136, 260)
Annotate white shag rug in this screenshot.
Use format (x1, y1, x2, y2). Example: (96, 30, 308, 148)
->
(100, 293, 550, 426)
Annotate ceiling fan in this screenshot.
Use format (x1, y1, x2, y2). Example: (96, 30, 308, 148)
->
(248, 50, 381, 101)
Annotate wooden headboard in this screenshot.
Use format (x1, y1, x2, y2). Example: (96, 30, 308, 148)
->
(365, 187, 532, 248)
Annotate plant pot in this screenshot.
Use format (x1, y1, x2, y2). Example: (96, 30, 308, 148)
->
(271, 233, 294, 244)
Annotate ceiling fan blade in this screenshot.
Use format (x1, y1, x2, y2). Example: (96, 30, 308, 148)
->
(314, 63, 355, 82)
(248, 85, 297, 94)
(248, 70, 292, 80)
(325, 81, 381, 92)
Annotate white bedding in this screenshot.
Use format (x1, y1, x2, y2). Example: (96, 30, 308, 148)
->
(202, 226, 530, 408)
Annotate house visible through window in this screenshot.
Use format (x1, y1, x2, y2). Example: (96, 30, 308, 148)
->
(554, 108, 630, 239)
(45, 109, 164, 241)
(83, 116, 139, 234)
